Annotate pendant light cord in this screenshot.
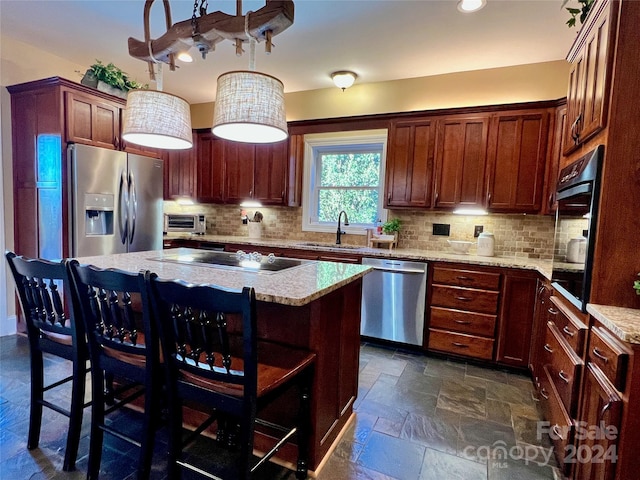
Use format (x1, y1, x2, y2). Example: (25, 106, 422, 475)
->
(244, 10, 256, 71)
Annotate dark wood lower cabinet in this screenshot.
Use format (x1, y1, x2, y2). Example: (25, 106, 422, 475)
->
(573, 363, 622, 480)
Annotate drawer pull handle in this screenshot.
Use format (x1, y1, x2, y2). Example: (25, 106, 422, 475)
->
(544, 344, 554, 353)
(592, 347, 609, 363)
(540, 388, 549, 400)
(552, 424, 565, 440)
(599, 401, 613, 421)
(562, 326, 575, 337)
(454, 320, 472, 325)
(456, 276, 473, 281)
(455, 296, 472, 302)
(451, 342, 469, 348)
(548, 307, 558, 315)
(558, 370, 570, 383)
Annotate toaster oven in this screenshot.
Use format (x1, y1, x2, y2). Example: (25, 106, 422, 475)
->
(163, 214, 206, 234)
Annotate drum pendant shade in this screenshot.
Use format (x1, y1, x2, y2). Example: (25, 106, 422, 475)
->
(122, 90, 193, 150)
(212, 71, 288, 144)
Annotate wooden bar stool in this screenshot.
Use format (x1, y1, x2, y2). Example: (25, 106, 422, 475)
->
(146, 276, 316, 479)
(5, 251, 90, 471)
(68, 261, 161, 480)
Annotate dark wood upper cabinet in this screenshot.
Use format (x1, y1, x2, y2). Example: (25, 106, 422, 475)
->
(485, 109, 550, 213)
(254, 141, 288, 205)
(162, 133, 197, 200)
(433, 115, 489, 209)
(542, 104, 567, 215)
(385, 119, 436, 208)
(65, 90, 120, 150)
(563, 0, 616, 154)
(222, 139, 289, 205)
(196, 132, 225, 203)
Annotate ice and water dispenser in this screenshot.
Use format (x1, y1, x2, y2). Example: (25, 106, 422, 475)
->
(84, 193, 114, 235)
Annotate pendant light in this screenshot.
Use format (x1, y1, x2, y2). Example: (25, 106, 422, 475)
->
(211, 19, 288, 144)
(122, 64, 193, 150)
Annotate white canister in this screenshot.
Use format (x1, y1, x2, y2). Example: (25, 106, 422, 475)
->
(247, 222, 262, 239)
(477, 232, 495, 257)
(566, 236, 587, 263)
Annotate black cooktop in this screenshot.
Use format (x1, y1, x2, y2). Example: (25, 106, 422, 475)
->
(154, 250, 312, 274)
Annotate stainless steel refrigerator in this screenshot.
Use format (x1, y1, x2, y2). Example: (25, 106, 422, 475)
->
(68, 144, 163, 257)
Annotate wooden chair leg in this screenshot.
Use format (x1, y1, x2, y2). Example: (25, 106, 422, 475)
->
(62, 360, 87, 471)
(167, 398, 183, 480)
(27, 351, 44, 451)
(87, 369, 106, 480)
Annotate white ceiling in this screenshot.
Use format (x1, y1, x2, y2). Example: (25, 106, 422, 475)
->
(0, 0, 578, 104)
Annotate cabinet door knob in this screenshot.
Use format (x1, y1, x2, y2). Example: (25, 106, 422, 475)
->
(548, 307, 558, 316)
(544, 344, 554, 354)
(562, 326, 576, 337)
(558, 370, 570, 383)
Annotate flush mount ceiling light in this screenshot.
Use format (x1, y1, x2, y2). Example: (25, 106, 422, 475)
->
(128, 0, 294, 145)
(331, 71, 357, 91)
(457, 0, 487, 13)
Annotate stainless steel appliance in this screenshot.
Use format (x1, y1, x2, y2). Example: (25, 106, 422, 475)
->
(155, 250, 315, 274)
(69, 144, 163, 257)
(360, 257, 428, 346)
(163, 213, 206, 234)
(551, 145, 603, 312)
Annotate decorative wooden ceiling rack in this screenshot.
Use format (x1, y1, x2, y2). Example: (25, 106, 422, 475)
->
(128, 0, 294, 79)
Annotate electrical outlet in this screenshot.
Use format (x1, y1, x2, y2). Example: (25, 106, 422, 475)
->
(433, 223, 451, 236)
(474, 225, 484, 237)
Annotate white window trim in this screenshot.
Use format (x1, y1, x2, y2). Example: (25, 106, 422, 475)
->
(301, 130, 388, 235)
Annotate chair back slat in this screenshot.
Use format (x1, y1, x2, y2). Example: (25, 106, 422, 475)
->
(68, 261, 150, 357)
(6, 252, 79, 340)
(148, 276, 257, 393)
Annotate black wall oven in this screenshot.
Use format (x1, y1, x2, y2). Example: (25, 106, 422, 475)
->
(552, 145, 604, 312)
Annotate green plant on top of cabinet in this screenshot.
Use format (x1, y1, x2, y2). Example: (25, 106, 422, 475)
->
(485, 109, 551, 213)
(385, 118, 436, 208)
(432, 114, 490, 209)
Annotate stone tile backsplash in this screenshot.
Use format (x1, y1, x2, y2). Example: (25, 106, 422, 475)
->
(164, 203, 556, 259)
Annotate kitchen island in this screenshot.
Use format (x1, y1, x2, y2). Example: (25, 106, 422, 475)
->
(76, 248, 371, 472)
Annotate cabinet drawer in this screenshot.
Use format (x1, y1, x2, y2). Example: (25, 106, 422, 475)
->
(429, 306, 496, 337)
(588, 326, 628, 392)
(431, 285, 499, 315)
(538, 366, 573, 475)
(428, 328, 494, 360)
(548, 296, 587, 355)
(543, 322, 583, 417)
(432, 267, 500, 290)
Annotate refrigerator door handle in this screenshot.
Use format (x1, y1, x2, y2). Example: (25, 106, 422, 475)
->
(118, 170, 129, 245)
(128, 172, 137, 244)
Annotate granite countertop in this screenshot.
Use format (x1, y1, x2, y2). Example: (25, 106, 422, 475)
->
(587, 304, 640, 345)
(164, 233, 553, 278)
(75, 248, 371, 307)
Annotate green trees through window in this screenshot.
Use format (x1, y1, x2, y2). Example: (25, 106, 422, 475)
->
(314, 149, 382, 225)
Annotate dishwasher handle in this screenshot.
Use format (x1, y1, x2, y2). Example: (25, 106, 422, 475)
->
(369, 266, 426, 274)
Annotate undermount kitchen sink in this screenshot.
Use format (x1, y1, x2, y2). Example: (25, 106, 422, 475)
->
(294, 242, 365, 250)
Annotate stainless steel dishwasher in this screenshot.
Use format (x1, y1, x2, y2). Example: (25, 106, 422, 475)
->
(360, 257, 428, 346)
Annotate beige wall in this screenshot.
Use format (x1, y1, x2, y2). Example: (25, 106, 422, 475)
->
(191, 60, 570, 128)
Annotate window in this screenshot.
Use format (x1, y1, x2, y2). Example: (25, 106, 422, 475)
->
(302, 130, 388, 234)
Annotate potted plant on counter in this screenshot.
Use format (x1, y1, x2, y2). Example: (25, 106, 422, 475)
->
(80, 60, 146, 99)
(634, 273, 640, 296)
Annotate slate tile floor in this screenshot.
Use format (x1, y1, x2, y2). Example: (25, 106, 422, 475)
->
(0, 336, 562, 479)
